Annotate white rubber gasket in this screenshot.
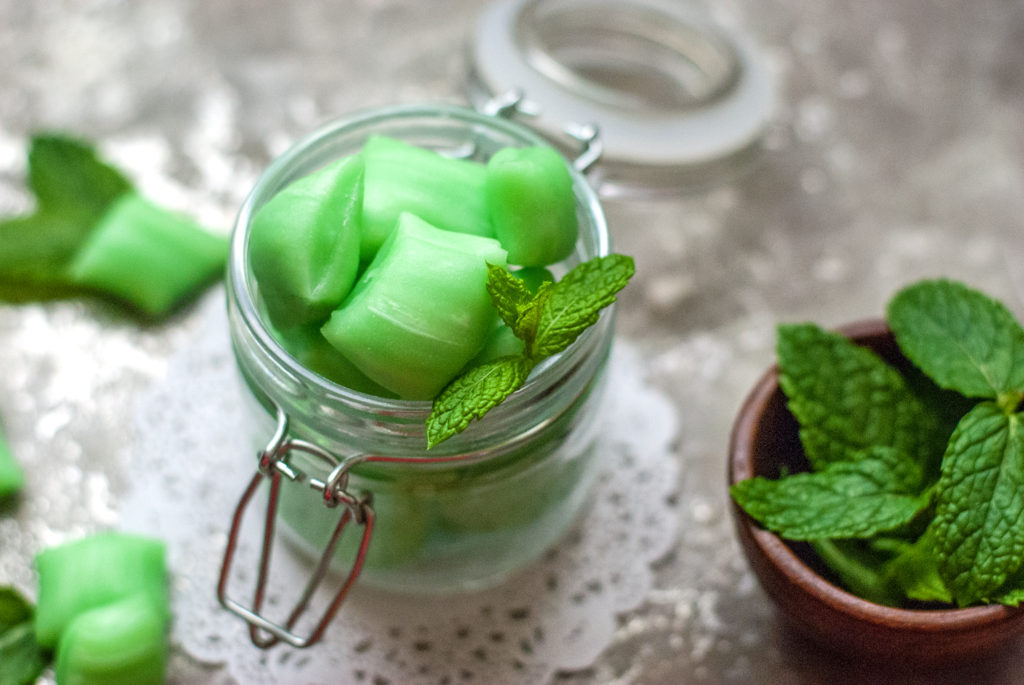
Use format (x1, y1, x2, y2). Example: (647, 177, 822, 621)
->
(470, 0, 773, 171)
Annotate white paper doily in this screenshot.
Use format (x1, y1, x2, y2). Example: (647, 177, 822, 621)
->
(123, 293, 680, 685)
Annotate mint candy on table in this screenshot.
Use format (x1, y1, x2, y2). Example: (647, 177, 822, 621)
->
(485, 146, 578, 267)
(360, 134, 493, 262)
(272, 323, 397, 398)
(54, 594, 167, 685)
(321, 212, 508, 400)
(248, 154, 364, 329)
(34, 532, 168, 649)
(67, 193, 228, 317)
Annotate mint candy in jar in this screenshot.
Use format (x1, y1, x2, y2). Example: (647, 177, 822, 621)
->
(219, 102, 631, 648)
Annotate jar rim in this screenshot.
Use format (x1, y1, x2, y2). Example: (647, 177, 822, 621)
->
(228, 102, 611, 431)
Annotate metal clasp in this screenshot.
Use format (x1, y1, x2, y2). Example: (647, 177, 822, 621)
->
(482, 88, 603, 174)
(217, 406, 375, 649)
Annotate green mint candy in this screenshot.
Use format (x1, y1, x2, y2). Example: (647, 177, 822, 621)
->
(54, 594, 167, 685)
(249, 155, 364, 330)
(511, 265, 554, 293)
(467, 323, 526, 368)
(34, 532, 168, 649)
(0, 429, 24, 500)
(272, 323, 397, 397)
(67, 193, 228, 317)
(360, 135, 493, 262)
(485, 146, 578, 267)
(322, 213, 507, 400)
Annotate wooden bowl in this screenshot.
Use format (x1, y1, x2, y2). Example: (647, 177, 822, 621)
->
(728, 319, 1024, 666)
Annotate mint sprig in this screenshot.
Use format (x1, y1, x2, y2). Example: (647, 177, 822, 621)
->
(732, 278, 1024, 608)
(426, 254, 634, 448)
(0, 135, 132, 300)
(777, 324, 949, 472)
(731, 446, 930, 540)
(0, 587, 50, 685)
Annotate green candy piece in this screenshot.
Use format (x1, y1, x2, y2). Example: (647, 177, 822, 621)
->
(322, 212, 507, 400)
(467, 322, 526, 368)
(67, 193, 228, 317)
(55, 594, 167, 685)
(249, 155, 364, 329)
(272, 323, 397, 397)
(0, 428, 24, 500)
(34, 532, 168, 649)
(485, 146, 578, 267)
(512, 265, 555, 293)
(360, 135, 493, 262)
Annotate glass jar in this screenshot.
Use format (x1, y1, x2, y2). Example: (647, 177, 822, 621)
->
(224, 103, 614, 607)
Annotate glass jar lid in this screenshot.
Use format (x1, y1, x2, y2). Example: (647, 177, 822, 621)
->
(467, 0, 774, 195)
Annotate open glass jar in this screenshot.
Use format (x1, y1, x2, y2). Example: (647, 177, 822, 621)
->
(221, 103, 614, 646)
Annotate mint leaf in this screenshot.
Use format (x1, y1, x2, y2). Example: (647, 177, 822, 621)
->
(888, 279, 1024, 401)
(426, 254, 634, 447)
(0, 426, 24, 500)
(995, 571, 1024, 606)
(810, 539, 901, 606)
(881, 531, 953, 604)
(932, 402, 1024, 605)
(777, 324, 948, 472)
(0, 134, 132, 301)
(533, 254, 634, 357)
(515, 281, 551, 352)
(0, 588, 32, 632)
(426, 356, 535, 449)
(0, 587, 50, 685)
(28, 134, 132, 216)
(730, 447, 930, 540)
(485, 262, 533, 330)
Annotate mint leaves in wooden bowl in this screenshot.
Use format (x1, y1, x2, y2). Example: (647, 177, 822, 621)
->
(728, 280, 1024, 665)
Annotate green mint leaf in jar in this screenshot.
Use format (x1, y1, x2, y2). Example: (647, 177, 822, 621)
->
(532, 254, 635, 358)
(426, 356, 536, 449)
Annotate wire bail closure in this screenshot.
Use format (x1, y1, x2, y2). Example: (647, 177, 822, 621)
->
(217, 406, 375, 649)
(481, 88, 603, 174)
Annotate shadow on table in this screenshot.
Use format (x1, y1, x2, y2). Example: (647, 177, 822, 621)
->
(776, 624, 1024, 685)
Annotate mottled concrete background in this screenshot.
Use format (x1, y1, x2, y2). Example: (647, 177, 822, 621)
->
(2, 1, 1023, 683)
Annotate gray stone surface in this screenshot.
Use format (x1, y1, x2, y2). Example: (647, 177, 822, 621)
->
(2, 1, 1023, 682)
